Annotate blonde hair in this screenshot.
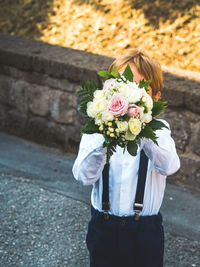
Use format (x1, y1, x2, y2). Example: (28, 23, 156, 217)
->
(109, 49, 163, 96)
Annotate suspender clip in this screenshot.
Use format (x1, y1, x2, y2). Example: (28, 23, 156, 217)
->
(102, 201, 110, 211)
(134, 203, 143, 221)
(134, 210, 141, 221)
(102, 202, 110, 220)
(103, 211, 110, 220)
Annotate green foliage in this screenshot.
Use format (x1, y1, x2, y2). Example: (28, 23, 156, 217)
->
(103, 137, 118, 163)
(98, 64, 120, 79)
(127, 140, 138, 156)
(138, 79, 151, 91)
(81, 120, 100, 135)
(139, 124, 158, 143)
(122, 63, 133, 82)
(97, 70, 113, 79)
(148, 119, 169, 130)
(120, 114, 130, 121)
(110, 65, 121, 78)
(77, 80, 98, 115)
(152, 101, 168, 117)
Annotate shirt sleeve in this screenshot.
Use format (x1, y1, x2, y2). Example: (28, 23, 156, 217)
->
(72, 133, 107, 186)
(140, 119, 180, 176)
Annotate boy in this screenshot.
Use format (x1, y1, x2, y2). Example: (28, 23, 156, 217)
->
(72, 49, 180, 267)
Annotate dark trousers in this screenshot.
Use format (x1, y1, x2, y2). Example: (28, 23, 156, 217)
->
(86, 205, 164, 267)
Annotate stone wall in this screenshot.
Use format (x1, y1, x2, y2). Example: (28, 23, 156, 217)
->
(0, 33, 200, 189)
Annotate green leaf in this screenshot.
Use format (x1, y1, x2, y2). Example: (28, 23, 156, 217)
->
(120, 114, 130, 121)
(152, 139, 158, 145)
(103, 138, 118, 163)
(148, 119, 169, 130)
(110, 64, 120, 78)
(104, 136, 112, 145)
(77, 80, 98, 115)
(127, 141, 138, 156)
(122, 63, 133, 82)
(138, 79, 151, 91)
(81, 120, 100, 134)
(152, 101, 168, 117)
(97, 70, 113, 79)
(139, 124, 157, 141)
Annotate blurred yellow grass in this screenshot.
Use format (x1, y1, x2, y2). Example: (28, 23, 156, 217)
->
(0, 0, 199, 71)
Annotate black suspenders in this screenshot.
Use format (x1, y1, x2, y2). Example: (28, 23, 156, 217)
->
(102, 163, 110, 214)
(133, 149, 149, 220)
(102, 149, 149, 220)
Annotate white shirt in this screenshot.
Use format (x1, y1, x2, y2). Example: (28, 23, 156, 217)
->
(72, 119, 180, 217)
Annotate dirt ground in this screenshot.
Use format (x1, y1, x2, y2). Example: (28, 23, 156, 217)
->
(0, 0, 200, 72)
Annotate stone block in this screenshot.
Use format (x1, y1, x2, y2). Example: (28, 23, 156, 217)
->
(25, 116, 81, 152)
(162, 72, 200, 111)
(63, 65, 102, 86)
(44, 75, 76, 92)
(26, 117, 66, 147)
(188, 122, 200, 156)
(162, 87, 185, 107)
(42, 60, 66, 79)
(0, 65, 77, 92)
(46, 121, 67, 146)
(185, 88, 200, 114)
(26, 116, 50, 141)
(0, 65, 24, 80)
(63, 123, 82, 153)
(49, 90, 77, 124)
(159, 108, 191, 153)
(6, 109, 27, 135)
(9, 79, 29, 113)
(0, 74, 11, 105)
(179, 154, 200, 188)
(28, 85, 49, 116)
(0, 104, 7, 129)
(163, 73, 186, 107)
(0, 49, 32, 72)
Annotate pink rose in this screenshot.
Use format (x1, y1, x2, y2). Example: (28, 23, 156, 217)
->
(127, 104, 141, 117)
(108, 94, 128, 117)
(103, 78, 115, 90)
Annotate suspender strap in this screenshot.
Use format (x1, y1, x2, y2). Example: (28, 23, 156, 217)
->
(133, 149, 149, 219)
(102, 163, 110, 213)
(101, 149, 148, 220)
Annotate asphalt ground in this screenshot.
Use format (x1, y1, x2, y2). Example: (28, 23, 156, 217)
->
(0, 132, 200, 267)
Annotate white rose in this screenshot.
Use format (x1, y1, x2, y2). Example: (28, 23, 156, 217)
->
(118, 83, 128, 97)
(94, 90, 104, 99)
(141, 91, 153, 110)
(95, 117, 103, 126)
(127, 81, 140, 91)
(104, 87, 115, 100)
(128, 89, 143, 103)
(102, 78, 115, 91)
(117, 121, 128, 132)
(146, 94, 153, 111)
(128, 118, 142, 135)
(142, 113, 152, 123)
(102, 111, 114, 122)
(87, 101, 96, 118)
(93, 98, 107, 114)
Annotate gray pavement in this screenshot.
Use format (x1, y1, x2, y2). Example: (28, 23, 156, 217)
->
(0, 132, 200, 267)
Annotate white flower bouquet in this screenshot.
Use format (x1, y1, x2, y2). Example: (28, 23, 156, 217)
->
(78, 64, 168, 163)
